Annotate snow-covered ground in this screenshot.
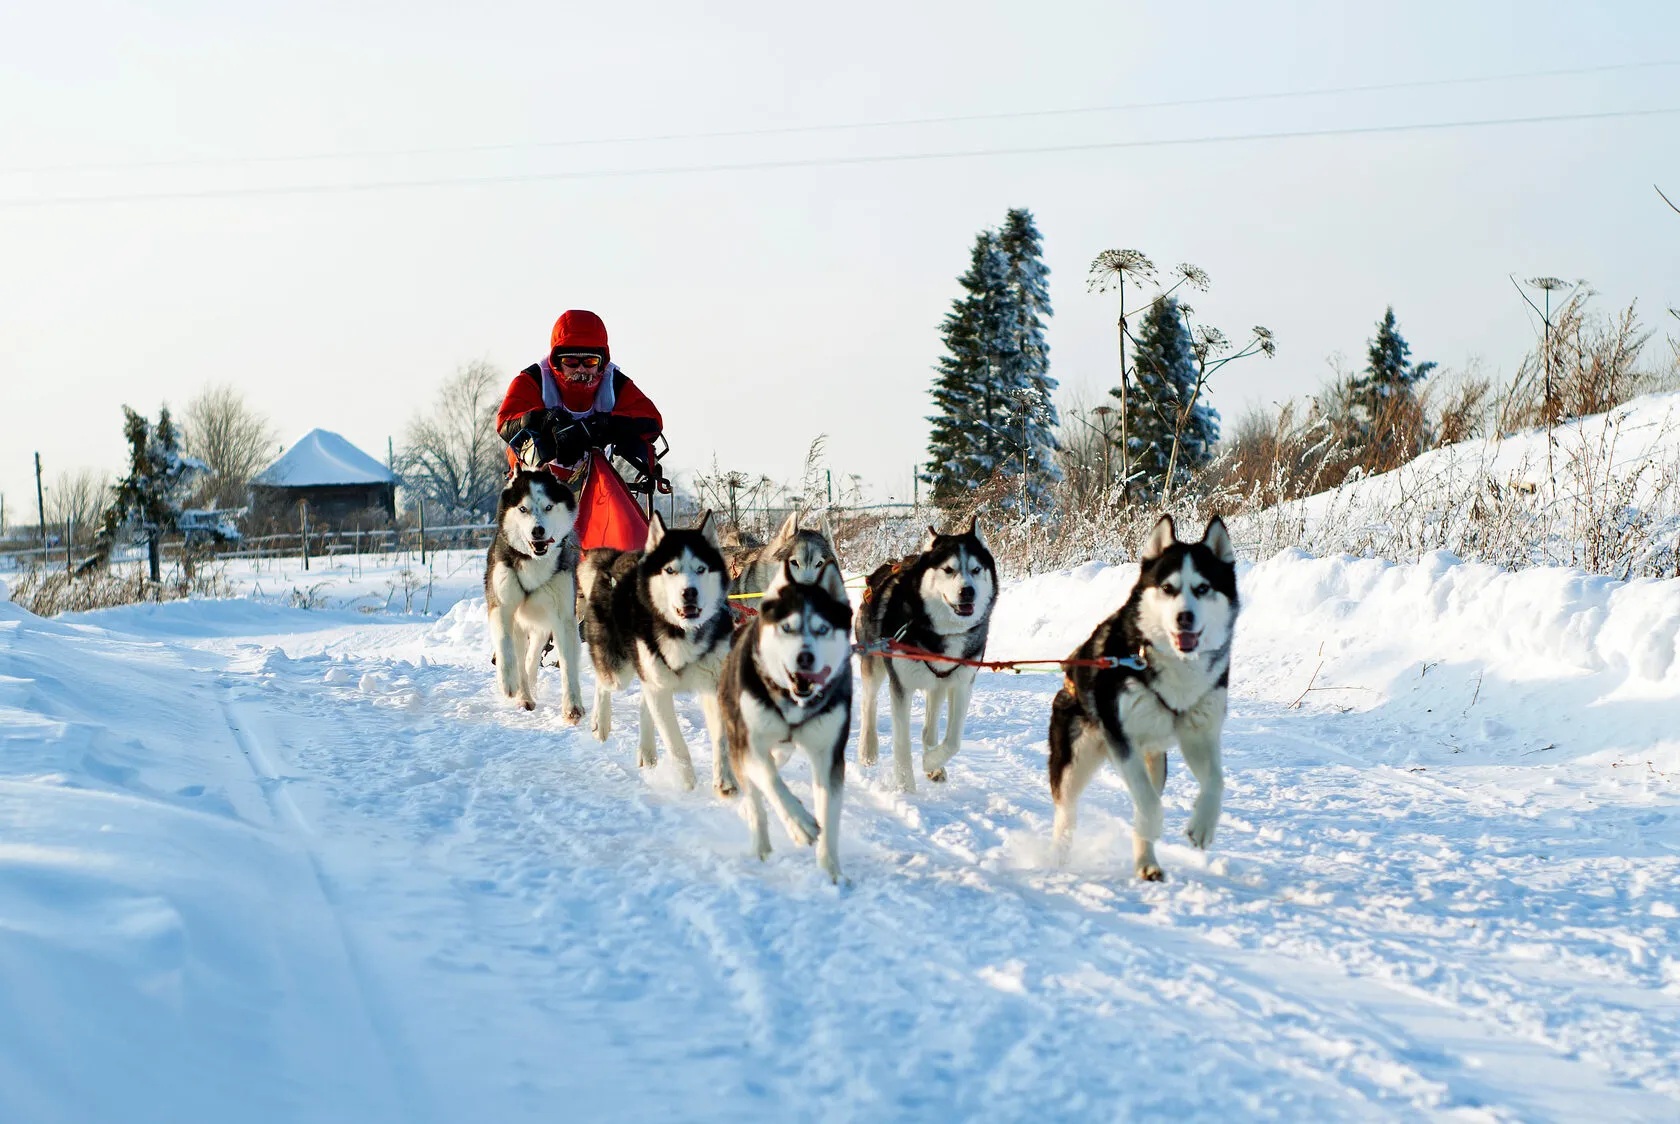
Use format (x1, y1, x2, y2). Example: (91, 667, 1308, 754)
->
(2, 541, 1679, 1121)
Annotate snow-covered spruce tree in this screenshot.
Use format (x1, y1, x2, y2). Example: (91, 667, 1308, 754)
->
(926, 211, 1060, 509)
(1350, 306, 1434, 468)
(996, 208, 1061, 506)
(925, 231, 1014, 504)
(1124, 296, 1216, 496)
(100, 405, 194, 581)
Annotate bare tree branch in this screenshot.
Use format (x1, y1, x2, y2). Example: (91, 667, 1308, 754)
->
(182, 384, 278, 508)
(396, 360, 506, 520)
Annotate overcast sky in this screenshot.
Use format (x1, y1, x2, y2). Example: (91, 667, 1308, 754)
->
(3, 0, 1678, 524)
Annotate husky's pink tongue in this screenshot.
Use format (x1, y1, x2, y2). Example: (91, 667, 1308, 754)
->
(1174, 631, 1200, 653)
(794, 666, 832, 690)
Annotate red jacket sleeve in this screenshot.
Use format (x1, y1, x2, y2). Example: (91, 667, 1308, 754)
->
(496, 367, 546, 444)
(609, 373, 662, 438)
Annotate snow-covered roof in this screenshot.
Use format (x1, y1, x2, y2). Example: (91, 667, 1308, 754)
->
(251, 429, 395, 488)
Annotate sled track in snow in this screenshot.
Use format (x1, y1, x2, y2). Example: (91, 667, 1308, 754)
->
(219, 689, 432, 1123)
(207, 618, 1680, 1120)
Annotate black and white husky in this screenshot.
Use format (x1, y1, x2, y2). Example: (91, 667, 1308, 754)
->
(578, 511, 738, 795)
(484, 471, 584, 719)
(718, 558, 853, 882)
(856, 520, 997, 792)
(728, 511, 841, 598)
(1048, 515, 1239, 881)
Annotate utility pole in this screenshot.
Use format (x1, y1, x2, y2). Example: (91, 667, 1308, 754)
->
(300, 500, 310, 571)
(35, 451, 46, 545)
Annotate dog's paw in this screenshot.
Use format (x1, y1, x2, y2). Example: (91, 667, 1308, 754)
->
(817, 852, 844, 885)
(753, 837, 772, 862)
(925, 767, 947, 783)
(786, 806, 820, 847)
(637, 745, 658, 769)
(1136, 861, 1165, 882)
(518, 694, 536, 712)
(923, 742, 956, 772)
(1185, 814, 1219, 850)
(590, 713, 611, 742)
(560, 704, 585, 727)
(859, 737, 878, 767)
(715, 775, 739, 799)
(678, 766, 697, 792)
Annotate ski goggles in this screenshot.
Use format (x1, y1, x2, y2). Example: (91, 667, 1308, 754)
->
(552, 352, 603, 372)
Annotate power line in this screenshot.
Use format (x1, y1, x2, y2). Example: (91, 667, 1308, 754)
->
(4, 57, 1676, 177)
(3, 104, 1675, 210)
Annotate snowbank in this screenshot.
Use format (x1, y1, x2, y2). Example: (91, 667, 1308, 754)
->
(992, 548, 1680, 764)
(1231, 390, 1680, 575)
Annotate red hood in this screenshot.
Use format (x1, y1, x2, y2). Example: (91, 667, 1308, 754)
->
(550, 309, 610, 361)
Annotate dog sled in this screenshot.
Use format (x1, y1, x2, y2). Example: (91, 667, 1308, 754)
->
(557, 437, 673, 552)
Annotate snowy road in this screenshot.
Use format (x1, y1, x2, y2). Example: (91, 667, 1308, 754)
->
(3, 551, 1679, 1121)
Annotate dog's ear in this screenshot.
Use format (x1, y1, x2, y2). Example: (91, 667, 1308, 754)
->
(968, 516, 987, 549)
(698, 509, 721, 551)
(764, 556, 794, 601)
(818, 511, 836, 547)
(770, 510, 799, 549)
(920, 524, 939, 552)
(1140, 514, 1176, 563)
(816, 560, 849, 605)
(645, 511, 667, 552)
(1202, 516, 1235, 564)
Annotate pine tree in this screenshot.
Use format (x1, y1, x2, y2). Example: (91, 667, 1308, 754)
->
(1350, 306, 1435, 466)
(101, 405, 193, 580)
(1119, 297, 1218, 495)
(996, 208, 1061, 504)
(925, 231, 1014, 504)
(925, 210, 1059, 508)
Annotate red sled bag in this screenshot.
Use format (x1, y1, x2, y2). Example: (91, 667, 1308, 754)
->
(571, 450, 650, 552)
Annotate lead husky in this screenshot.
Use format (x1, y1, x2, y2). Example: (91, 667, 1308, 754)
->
(856, 519, 997, 792)
(578, 511, 738, 795)
(729, 511, 842, 598)
(1048, 515, 1239, 881)
(719, 558, 853, 882)
(484, 471, 584, 719)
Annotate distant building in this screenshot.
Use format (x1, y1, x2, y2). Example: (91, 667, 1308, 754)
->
(249, 429, 396, 526)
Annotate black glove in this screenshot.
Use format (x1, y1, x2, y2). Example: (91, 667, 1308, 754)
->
(578, 413, 611, 445)
(549, 420, 589, 465)
(511, 427, 558, 469)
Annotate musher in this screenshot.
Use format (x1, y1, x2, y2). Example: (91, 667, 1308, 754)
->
(496, 309, 665, 550)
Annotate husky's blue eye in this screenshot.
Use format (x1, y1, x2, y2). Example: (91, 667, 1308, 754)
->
(1193, 583, 1211, 597)
(812, 622, 831, 637)
(779, 619, 799, 633)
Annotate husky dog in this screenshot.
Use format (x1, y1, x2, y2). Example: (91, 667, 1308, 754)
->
(856, 519, 997, 792)
(1048, 515, 1239, 881)
(484, 471, 584, 719)
(578, 511, 738, 795)
(719, 559, 853, 882)
(729, 511, 841, 598)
